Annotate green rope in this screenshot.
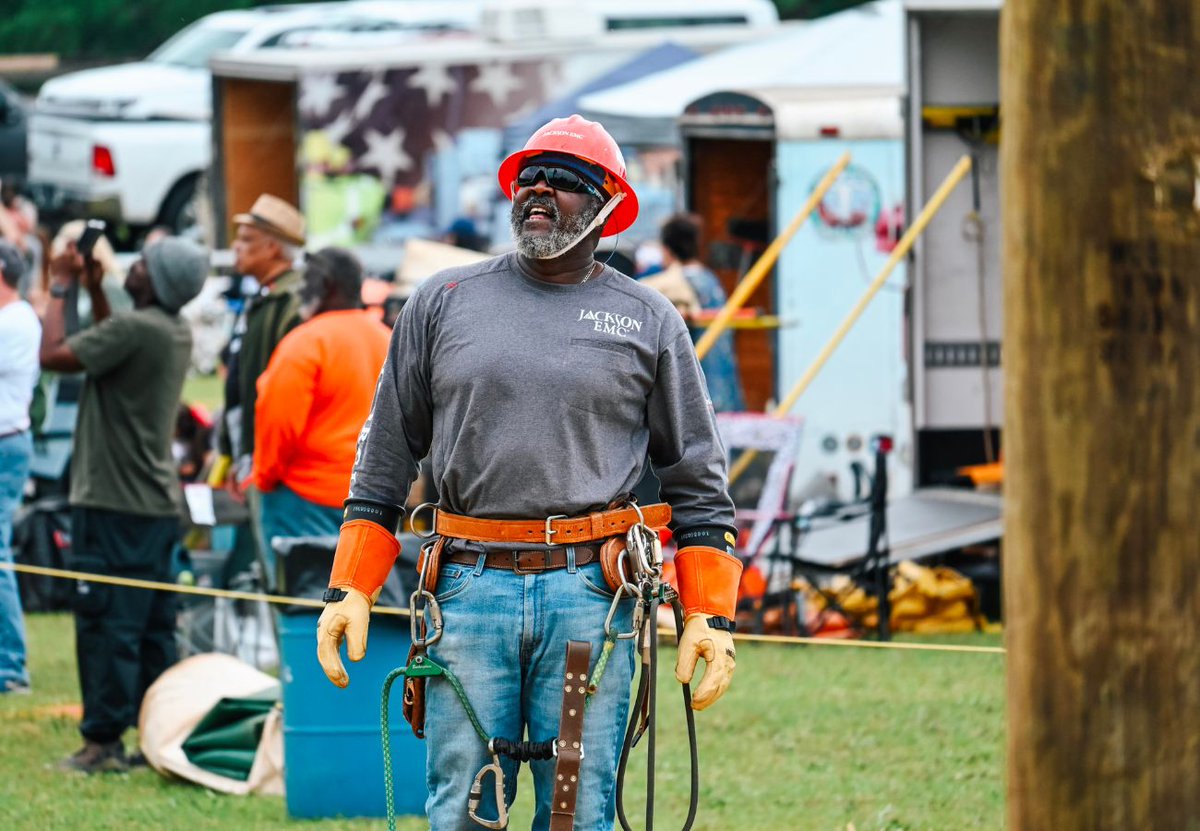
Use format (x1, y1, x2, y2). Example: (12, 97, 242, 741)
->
(381, 654, 492, 830)
(381, 667, 406, 831)
(586, 636, 617, 702)
(442, 664, 491, 745)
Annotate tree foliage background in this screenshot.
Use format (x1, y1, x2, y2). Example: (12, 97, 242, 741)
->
(0, 0, 873, 62)
(0, 1, 325, 61)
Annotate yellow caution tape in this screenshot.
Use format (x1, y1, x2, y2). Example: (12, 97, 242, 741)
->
(0, 561, 1005, 654)
(0, 561, 410, 617)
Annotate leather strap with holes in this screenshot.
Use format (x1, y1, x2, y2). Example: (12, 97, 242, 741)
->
(549, 640, 593, 831)
(432, 504, 670, 545)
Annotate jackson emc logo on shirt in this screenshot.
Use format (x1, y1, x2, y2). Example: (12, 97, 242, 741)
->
(577, 308, 643, 337)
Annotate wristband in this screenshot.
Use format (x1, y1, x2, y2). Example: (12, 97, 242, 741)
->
(342, 497, 405, 535)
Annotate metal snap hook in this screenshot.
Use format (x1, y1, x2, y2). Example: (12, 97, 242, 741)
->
(467, 753, 509, 829)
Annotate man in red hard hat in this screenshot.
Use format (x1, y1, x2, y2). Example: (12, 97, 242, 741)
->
(316, 115, 741, 830)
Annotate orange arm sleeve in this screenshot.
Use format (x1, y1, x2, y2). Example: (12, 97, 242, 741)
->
(328, 519, 401, 597)
(673, 545, 744, 619)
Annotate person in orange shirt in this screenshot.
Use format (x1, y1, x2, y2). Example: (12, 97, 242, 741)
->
(252, 248, 390, 585)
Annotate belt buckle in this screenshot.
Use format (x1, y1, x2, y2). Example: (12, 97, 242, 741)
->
(513, 550, 552, 574)
(544, 514, 567, 546)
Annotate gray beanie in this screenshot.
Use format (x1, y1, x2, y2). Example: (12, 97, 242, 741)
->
(0, 240, 26, 290)
(144, 237, 209, 313)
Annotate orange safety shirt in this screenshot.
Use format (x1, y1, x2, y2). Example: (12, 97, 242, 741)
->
(253, 308, 391, 508)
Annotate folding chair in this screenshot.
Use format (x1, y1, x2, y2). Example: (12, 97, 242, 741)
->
(714, 413, 805, 634)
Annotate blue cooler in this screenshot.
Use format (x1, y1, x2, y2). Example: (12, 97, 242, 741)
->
(276, 535, 427, 819)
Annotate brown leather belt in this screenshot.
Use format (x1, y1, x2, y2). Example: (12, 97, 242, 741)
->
(428, 503, 671, 546)
(442, 545, 599, 573)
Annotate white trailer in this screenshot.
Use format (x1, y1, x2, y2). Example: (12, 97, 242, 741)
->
(904, 0, 1003, 484)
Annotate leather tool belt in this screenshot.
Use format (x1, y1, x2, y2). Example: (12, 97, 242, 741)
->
(441, 545, 600, 572)
(550, 640, 593, 831)
(425, 503, 671, 546)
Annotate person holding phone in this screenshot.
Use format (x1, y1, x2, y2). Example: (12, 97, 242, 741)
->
(39, 234, 210, 774)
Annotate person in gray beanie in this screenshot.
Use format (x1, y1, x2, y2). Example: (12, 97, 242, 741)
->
(39, 234, 209, 773)
(142, 237, 208, 313)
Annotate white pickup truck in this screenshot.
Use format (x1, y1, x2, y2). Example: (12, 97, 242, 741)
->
(27, 1, 481, 239)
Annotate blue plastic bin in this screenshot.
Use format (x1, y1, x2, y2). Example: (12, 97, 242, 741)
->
(278, 610, 428, 818)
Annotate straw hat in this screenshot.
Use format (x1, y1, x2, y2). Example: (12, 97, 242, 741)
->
(232, 194, 305, 246)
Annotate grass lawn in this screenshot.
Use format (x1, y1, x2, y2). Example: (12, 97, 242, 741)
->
(182, 372, 223, 413)
(0, 615, 1004, 831)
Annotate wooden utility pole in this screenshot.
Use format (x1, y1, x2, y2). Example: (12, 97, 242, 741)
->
(1003, 1, 1200, 828)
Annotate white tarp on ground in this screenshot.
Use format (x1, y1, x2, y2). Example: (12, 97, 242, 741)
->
(138, 652, 284, 796)
(577, 0, 904, 145)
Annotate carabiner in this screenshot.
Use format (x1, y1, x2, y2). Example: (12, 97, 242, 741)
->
(409, 589, 443, 648)
(626, 523, 656, 578)
(604, 583, 639, 641)
(467, 753, 509, 829)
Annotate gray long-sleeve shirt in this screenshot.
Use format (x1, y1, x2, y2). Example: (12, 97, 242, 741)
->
(349, 253, 733, 533)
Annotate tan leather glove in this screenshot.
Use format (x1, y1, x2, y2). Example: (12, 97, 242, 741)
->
(316, 587, 380, 687)
(674, 613, 737, 710)
(316, 515, 402, 687)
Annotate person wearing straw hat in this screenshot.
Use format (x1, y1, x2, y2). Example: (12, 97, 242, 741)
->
(39, 235, 209, 773)
(316, 115, 742, 830)
(209, 194, 306, 585)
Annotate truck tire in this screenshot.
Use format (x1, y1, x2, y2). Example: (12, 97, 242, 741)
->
(157, 173, 205, 237)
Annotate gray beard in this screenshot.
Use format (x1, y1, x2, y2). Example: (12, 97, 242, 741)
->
(510, 197, 602, 259)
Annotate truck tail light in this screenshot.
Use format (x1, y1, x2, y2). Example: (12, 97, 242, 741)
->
(92, 145, 116, 177)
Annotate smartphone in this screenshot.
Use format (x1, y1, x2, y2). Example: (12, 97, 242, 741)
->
(77, 219, 107, 258)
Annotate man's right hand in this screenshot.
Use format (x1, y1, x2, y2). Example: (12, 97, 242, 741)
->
(49, 245, 84, 286)
(316, 587, 378, 687)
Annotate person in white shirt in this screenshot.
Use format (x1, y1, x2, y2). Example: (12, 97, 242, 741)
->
(0, 240, 40, 694)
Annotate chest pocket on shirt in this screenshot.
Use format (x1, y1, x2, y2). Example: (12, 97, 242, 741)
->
(566, 337, 643, 419)
(570, 337, 636, 359)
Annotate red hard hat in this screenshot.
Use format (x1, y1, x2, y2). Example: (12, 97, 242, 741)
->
(498, 114, 638, 237)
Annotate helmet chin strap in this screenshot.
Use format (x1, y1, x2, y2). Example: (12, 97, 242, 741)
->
(530, 192, 625, 261)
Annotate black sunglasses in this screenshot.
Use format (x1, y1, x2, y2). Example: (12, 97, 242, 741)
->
(515, 165, 603, 199)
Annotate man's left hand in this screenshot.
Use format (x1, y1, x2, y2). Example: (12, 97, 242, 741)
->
(675, 613, 736, 710)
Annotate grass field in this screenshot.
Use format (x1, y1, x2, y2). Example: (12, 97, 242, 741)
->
(0, 614, 1004, 831)
(182, 372, 223, 413)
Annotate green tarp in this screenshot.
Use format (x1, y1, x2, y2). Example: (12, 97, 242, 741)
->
(181, 688, 279, 782)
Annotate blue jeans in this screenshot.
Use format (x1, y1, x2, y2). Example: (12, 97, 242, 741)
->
(0, 430, 32, 688)
(257, 484, 343, 588)
(424, 548, 636, 831)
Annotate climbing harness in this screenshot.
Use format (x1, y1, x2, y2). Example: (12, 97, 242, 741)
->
(380, 502, 698, 831)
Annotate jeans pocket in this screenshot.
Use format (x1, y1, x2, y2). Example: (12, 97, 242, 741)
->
(575, 562, 618, 599)
(433, 563, 475, 602)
